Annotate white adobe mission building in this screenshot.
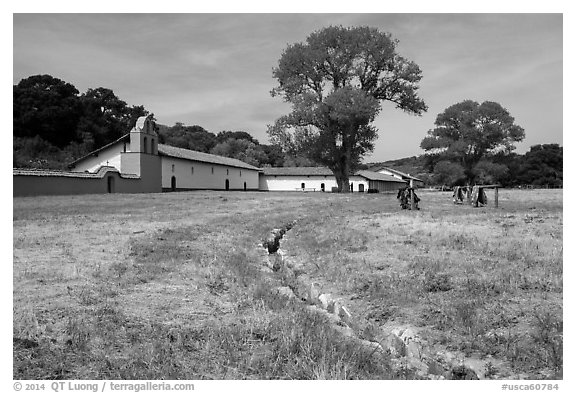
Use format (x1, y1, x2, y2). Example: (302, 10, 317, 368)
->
(13, 115, 410, 196)
(69, 116, 261, 192)
(259, 167, 406, 192)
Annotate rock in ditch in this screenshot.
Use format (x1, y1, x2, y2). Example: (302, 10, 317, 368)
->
(405, 340, 423, 360)
(276, 286, 295, 300)
(395, 326, 423, 359)
(307, 282, 322, 305)
(318, 293, 332, 310)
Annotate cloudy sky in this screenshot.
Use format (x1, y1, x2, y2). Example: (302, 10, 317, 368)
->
(13, 13, 563, 161)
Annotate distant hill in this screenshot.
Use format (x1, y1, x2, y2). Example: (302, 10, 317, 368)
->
(366, 155, 429, 179)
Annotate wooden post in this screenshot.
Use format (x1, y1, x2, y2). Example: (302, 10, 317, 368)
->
(495, 187, 499, 208)
(409, 179, 414, 210)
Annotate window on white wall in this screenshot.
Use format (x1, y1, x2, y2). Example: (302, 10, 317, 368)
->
(211, 167, 214, 174)
(227, 169, 229, 175)
(240, 170, 242, 177)
(171, 164, 175, 172)
(191, 166, 194, 175)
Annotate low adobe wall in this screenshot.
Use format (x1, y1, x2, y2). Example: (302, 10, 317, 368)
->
(13, 167, 159, 197)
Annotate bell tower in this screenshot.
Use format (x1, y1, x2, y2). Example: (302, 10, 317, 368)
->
(120, 114, 162, 192)
(130, 115, 158, 154)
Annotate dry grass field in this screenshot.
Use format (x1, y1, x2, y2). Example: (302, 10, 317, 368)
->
(13, 189, 562, 380)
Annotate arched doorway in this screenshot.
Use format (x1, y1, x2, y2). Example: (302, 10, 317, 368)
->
(171, 176, 176, 191)
(225, 179, 230, 190)
(321, 183, 325, 192)
(107, 176, 115, 193)
(350, 183, 354, 192)
(243, 182, 247, 191)
(359, 184, 365, 192)
(301, 183, 305, 189)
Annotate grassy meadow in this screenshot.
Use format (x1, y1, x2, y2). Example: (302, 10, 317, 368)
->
(13, 189, 562, 379)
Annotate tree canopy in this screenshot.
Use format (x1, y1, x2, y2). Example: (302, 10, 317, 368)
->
(420, 100, 525, 184)
(157, 123, 217, 152)
(210, 138, 267, 167)
(516, 144, 563, 187)
(14, 75, 149, 169)
(13, 74, 289, 170)
(78, 87, 147, 149)
(268, 25, 427, 192)
(14, 74, 81, 148)
(157, 124, 286, 167)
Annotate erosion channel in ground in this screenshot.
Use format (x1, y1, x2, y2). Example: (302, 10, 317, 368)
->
(260, 220, 514, 380)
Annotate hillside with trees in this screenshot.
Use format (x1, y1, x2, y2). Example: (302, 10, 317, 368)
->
(14, 75, 148, 169)
(368, 143, 563, 188)
(156, 124, 287, 168)
(415, 99, 562, 188)
(13, 75, 562, 187)
(14, 75, 291, 170)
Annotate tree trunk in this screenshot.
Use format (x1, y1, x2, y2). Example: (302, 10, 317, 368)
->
(339, 141, 353, 193)
(333, 168, 350, 193)
(341, 177, 350, 193)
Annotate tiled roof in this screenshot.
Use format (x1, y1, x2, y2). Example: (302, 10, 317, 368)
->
(67, 134, 260, 171)
(355, 170, 407, 183)
(158, 144, 261, 171)
(263, 167, 407, 183)
(13, 166, 140, 179)
(262, 167, 334, 176)
(373, 166, 422, 182)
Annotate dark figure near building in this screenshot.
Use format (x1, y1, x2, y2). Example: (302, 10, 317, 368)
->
(397, 186, 420, 210)
(452, 186, 471, 204)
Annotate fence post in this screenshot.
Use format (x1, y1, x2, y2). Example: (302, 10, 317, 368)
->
(409, 179, 414, 210)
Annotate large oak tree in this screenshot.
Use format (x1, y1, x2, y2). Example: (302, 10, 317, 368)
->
(420, 100, 525, 184)
(268, 25, 427, 192)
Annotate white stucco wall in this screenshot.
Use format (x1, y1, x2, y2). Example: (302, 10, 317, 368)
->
(161, 156, 259, 190)
(349, 176, 369, 192)
(260, 175, 368, 192)
(71, 141, 129, 173)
